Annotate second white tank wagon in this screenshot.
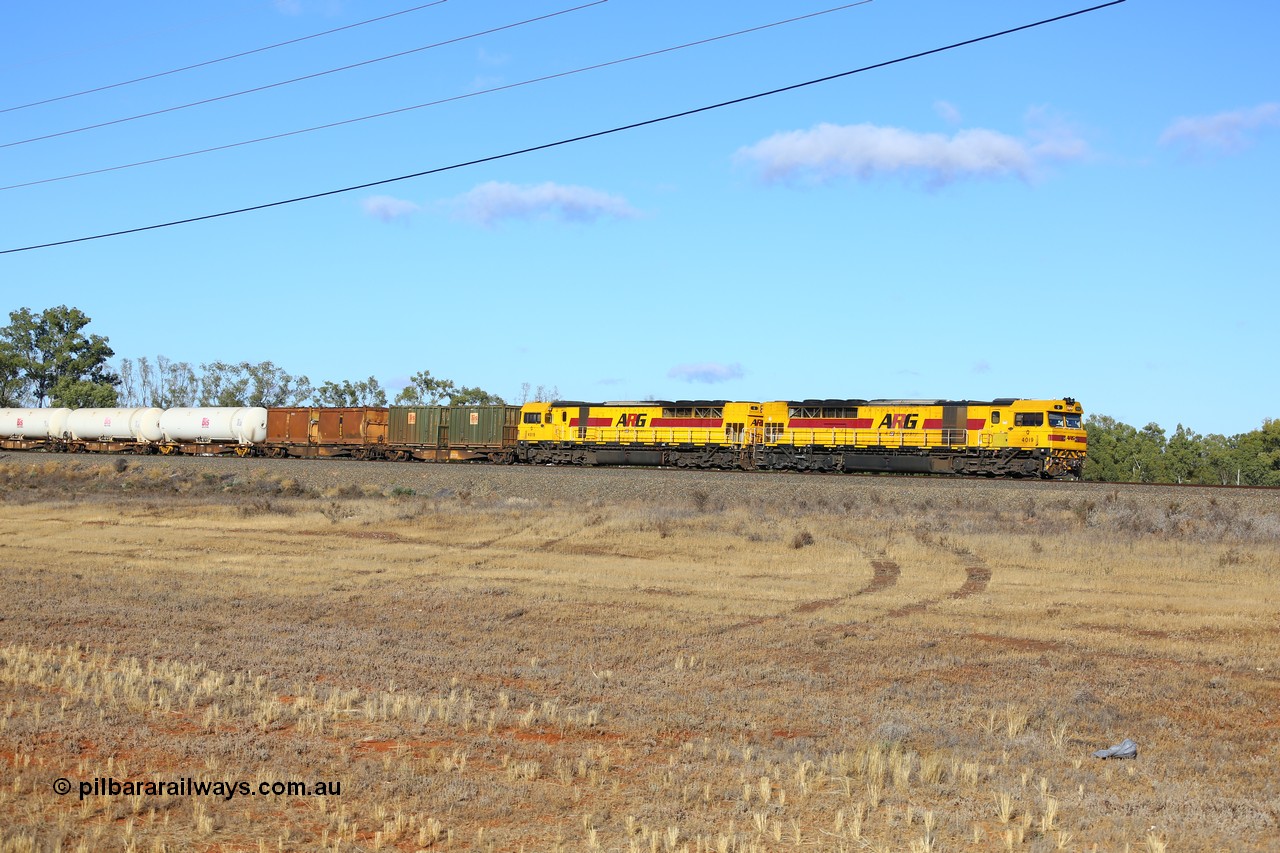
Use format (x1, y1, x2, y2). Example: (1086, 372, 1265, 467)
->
(67, 407, 164, 443)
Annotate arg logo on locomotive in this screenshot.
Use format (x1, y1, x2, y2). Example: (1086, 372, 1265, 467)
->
(878, 413, 919, 429)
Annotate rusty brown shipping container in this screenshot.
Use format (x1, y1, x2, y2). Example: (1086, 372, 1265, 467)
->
(266, 408, 312, 445)
(264, 408, 387, 457)
(316, 407, 388, 445)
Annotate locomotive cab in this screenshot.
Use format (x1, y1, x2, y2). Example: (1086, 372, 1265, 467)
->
(987, 398, 1086, 478)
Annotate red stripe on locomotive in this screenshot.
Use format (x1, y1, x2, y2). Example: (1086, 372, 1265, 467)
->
(649, 418, 725, 428)
(787, 418, 874, 429)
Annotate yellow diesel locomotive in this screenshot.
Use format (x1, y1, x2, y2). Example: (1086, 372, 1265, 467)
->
(516, 397, 1085, 478)
(516, 400, 763, 468)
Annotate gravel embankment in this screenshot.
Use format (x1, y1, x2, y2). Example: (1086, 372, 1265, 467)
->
(3, 450, 1270, 515)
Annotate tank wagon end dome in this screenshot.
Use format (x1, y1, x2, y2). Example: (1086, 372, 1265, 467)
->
(129, 407, 165, 442)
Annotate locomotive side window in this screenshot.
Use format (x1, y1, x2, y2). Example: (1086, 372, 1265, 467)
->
(523, 412, 542, 424)
(991, 410, 1001, 424)
(561, 412, 567, 422)
(1014, 412, 1044, 427)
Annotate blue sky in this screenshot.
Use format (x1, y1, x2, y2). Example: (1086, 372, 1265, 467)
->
(2, 0, 1276, 436)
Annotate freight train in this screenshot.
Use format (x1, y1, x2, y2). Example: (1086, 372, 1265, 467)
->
(1, 396, 1086, 478)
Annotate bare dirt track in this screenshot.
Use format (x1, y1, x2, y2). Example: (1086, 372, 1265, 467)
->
(0, 455, 1277, 851)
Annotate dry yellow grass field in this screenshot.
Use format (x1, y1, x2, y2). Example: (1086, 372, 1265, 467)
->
(0, 457, 1277, 852)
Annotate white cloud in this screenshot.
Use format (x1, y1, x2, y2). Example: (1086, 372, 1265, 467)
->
(972, 360, 992, 374)
(1159, 103, 1280, 154)
(453, 181, 638, 226)
(934, 100, 962, 125)
(667, 363, 744, 384)
(361, 195, 420, 223)
(736, 119, 1087, 187)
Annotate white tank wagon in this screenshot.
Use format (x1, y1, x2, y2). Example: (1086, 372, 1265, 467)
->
(1, 408, 72, 440)
(160, 407, 268, 446)
(66, 407, 164, 443)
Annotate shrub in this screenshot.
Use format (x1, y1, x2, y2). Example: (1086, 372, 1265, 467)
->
(792, 530, 815, 549)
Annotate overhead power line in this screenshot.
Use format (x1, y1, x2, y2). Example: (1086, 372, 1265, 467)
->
(0, 6, 261, 75)
(1, 1, 449, 114)
(0, 1, 607, 149)
(1, 1, 874, 192)
(0, 0, 1127, 256)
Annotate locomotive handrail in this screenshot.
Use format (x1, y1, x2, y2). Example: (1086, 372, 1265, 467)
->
(551, 426, 757, 447)
(547, 426, 977, 448)
(769, 428, 971, 448)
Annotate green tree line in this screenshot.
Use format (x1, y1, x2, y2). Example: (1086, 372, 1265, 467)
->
(5, 306, 1276, 483)
(1, 305, 505, 409)
(1084, 415, 1280, 486)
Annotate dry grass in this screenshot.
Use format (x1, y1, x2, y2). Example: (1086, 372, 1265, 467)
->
(0, 458, 1277, 851)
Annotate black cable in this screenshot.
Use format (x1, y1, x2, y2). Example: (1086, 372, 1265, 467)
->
(0, 0, 1127, 256)
(1, 1, 607, 149)
(1, 1, 449, 114)
(1, 1, 874, 193)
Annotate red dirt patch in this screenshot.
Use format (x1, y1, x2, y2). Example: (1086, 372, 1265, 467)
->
(513, 730, 564, 744)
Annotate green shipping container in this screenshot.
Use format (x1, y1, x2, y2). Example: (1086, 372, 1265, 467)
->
(388, 406, 447, 447)
(446, 406, 521, 449)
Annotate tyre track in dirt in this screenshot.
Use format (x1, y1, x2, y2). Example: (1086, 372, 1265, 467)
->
(886, 559, 991, 617)
(711, 554, 903, 633)
(790, 558, 900, 614)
